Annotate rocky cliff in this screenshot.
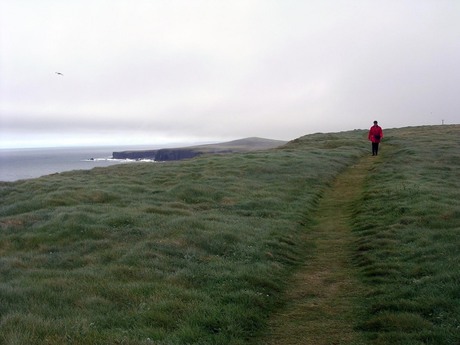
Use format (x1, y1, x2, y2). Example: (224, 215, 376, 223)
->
(112, 137, 287, 161)
(112, 150, 157, 160)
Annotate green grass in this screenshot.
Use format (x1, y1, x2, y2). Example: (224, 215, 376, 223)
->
(0, 131, 365, 344)
(1, 125, 459, 344)
(351, 125, 460, 344)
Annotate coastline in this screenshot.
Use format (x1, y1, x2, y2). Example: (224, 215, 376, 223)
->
(0, 146, 154, 182)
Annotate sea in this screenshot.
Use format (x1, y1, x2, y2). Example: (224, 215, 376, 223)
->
(0, 146, 157, 182)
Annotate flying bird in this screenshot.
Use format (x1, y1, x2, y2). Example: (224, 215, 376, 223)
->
(55, 72, 64, 76)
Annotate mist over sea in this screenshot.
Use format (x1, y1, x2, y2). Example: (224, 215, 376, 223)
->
(0, 146, 156, 182)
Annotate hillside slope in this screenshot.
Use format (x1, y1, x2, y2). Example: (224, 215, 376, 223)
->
(0, 129, 365, 344)
(1, 125, 459, 344)
(112, 137, 287, 160)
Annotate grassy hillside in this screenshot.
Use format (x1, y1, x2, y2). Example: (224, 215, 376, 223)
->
(0, 125, 459, 344)
(351, 125, 460, 344)
(0, 130, 366, 344)
(187, 137, 288, 152)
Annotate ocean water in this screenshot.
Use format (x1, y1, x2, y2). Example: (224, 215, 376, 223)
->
(0, 146, 155, 182)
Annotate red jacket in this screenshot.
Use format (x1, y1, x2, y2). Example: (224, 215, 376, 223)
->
(368, 125, 383, 143)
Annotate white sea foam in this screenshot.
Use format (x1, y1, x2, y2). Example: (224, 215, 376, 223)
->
(83, 157, 155, 163)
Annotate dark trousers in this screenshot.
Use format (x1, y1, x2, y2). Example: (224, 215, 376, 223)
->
(372, 142, 379, 155)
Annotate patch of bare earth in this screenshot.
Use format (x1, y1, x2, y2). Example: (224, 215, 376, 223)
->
(257, 156, 378, 345)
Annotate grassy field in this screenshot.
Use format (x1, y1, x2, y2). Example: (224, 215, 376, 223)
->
(352, 125, 460, 344)
(0, 130, 365, 344)
(0, 125, 459, 344)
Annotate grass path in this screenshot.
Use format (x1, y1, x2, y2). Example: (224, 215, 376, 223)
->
(257, 154, 378, 345)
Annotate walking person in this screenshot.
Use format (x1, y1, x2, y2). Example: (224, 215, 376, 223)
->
(368, 120, 383, 156)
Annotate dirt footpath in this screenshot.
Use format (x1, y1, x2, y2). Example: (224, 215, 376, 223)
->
(258, 155, 377, 345)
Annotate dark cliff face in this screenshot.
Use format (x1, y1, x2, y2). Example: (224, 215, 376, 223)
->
(112, 149, 201, 161)
(112, 150, 157, 160)
(154, 149, 202, 161)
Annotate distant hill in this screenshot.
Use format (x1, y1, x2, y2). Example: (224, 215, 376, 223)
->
(112, 137, 288, 161)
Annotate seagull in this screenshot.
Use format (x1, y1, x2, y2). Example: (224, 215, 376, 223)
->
(55, 72, 64, 76)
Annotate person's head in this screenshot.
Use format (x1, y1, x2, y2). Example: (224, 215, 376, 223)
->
(373, 120, 378, 125)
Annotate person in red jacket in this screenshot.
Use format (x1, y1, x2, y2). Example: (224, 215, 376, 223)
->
(368, 120, 383, 156)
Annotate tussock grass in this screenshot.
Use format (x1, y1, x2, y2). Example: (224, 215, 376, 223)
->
(0, 131, 365, 344)
(352, 125, 460, 344)
(1, 125, 459, 344)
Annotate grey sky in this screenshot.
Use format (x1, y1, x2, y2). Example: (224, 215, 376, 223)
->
(1, 0, 459, 148)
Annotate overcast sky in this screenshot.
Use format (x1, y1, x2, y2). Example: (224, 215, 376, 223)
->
(1, 0, 459, 148)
